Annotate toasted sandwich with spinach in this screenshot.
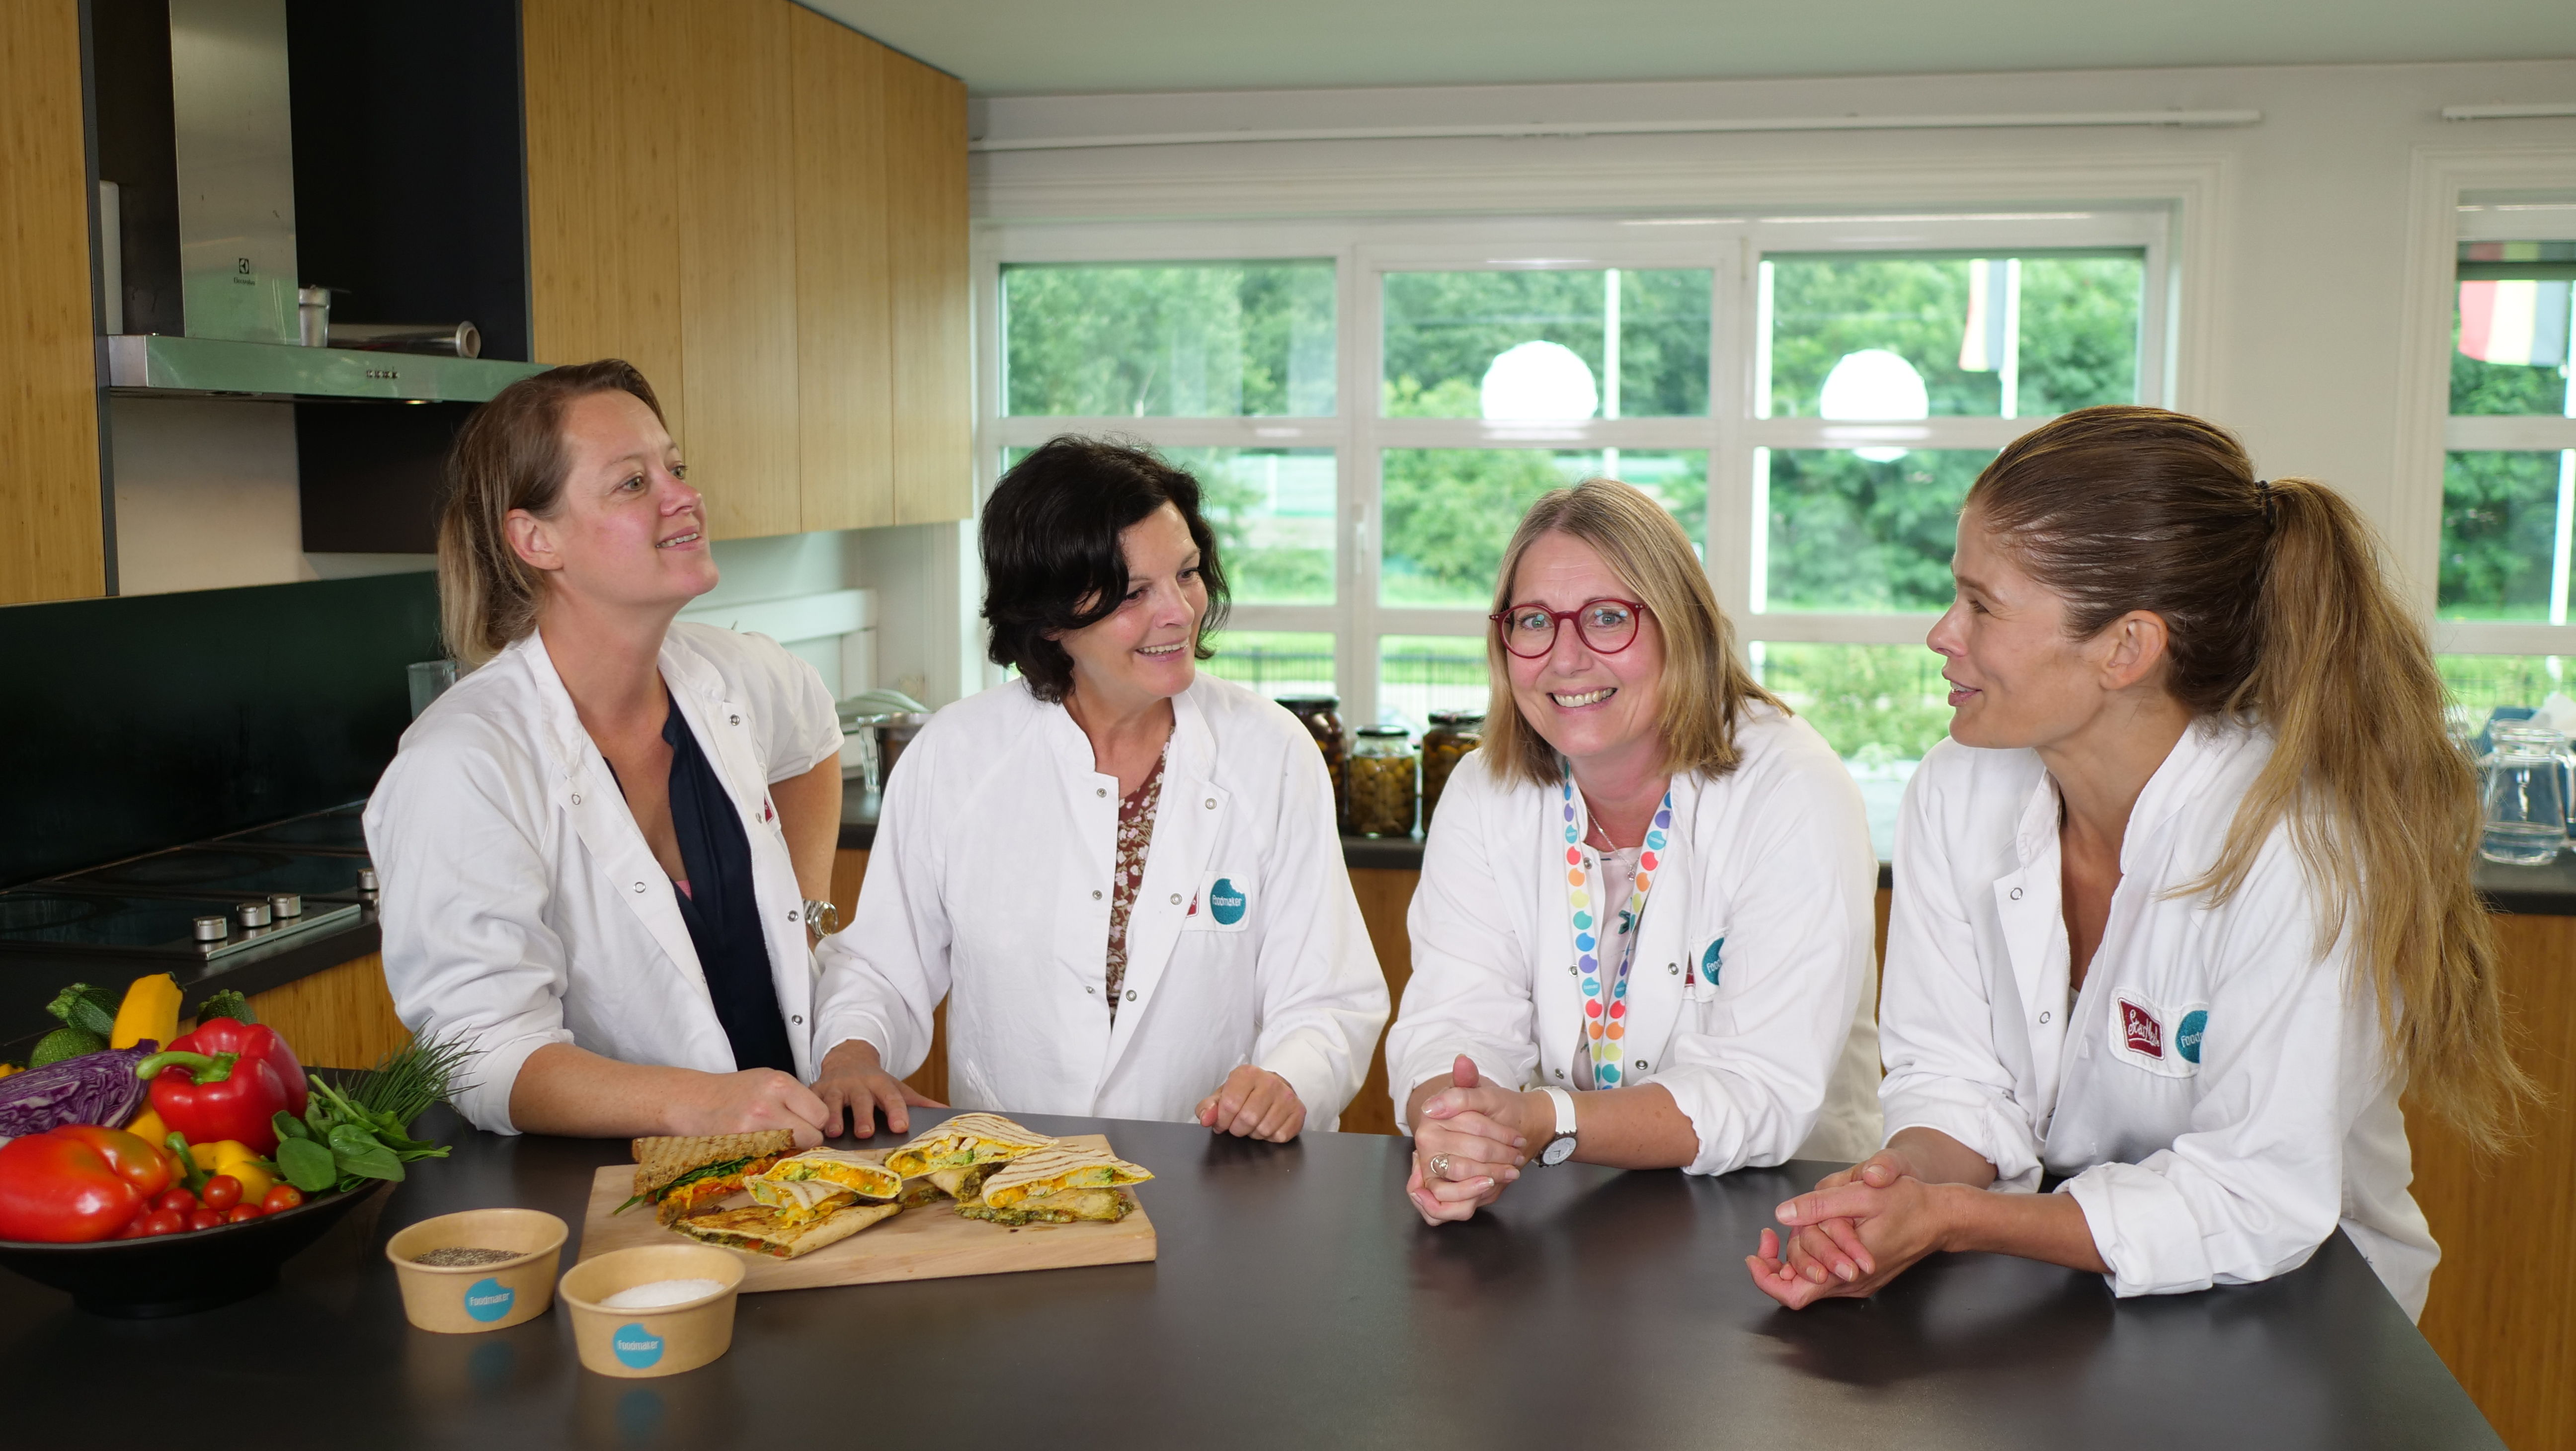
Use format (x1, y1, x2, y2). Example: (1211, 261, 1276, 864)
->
(618, 1129, 795, 1225)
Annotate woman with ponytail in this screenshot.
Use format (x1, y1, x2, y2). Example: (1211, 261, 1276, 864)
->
(1746, 405, 2530, 1318)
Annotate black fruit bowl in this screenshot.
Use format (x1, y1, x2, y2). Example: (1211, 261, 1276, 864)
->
(0, 1179, 388, 1317)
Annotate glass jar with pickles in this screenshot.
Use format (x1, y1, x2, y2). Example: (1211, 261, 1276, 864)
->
(1348, 726, 1419, 838)
(1277, 697, 1347, 827)
(1420, 711, 1483, 825)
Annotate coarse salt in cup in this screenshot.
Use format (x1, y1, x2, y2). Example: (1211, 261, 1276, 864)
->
(384, 1208, 568, 1334)
(557, 1244, 746, 1378)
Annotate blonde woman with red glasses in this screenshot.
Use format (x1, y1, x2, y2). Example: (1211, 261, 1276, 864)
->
(1383, 479, 1884, 1223)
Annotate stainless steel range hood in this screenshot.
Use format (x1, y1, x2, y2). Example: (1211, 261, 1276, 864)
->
(109, 0, 540, 404)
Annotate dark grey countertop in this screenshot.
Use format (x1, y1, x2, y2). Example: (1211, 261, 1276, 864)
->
(0, 1107, 2496, 1450)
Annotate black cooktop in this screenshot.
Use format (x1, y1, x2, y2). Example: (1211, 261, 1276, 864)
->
(213, 804, 368, 855)
(56, 846, 373, 903)
(0, 890, 361, 962)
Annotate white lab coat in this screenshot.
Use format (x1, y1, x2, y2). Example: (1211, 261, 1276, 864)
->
(811, 675, 1389, 1127)
(365, 624, 844, 1133)
(1880, 722, 2437, 1316)
(1383, 704, 1884, 1172)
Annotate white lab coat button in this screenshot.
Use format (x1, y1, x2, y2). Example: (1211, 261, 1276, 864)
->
(570, 793, 582, 805)
(729, 714, 740, 726)
(1085, 985, 1095, 994)
(633, 882, 646, 893)
(1091, 889, 1103, 900)
(791, 1014, 803, 1024)
(2039, 1011, 2052, 1024)
(1204, 798, 1215, 808)
(1096, 788, 1106, 798)
(2010, 887, 2024, 900)
(1169, 893, 1181, 905)
(786, 910, 798, 922)
(1125, 989, 1137, 1002)
(1634, 1059, 1647, 1070)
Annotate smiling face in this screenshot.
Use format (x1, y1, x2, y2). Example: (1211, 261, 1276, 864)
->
(1055, 503, 1208, 716)
(1930, 508, 2146, 750)
(506, 388, 717, 615)
(1501, 530, 1666, 773)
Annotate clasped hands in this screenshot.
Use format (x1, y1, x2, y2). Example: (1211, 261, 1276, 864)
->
(1744, 1146, 1955, 1309)
(1405, 1055, 1535, 1224)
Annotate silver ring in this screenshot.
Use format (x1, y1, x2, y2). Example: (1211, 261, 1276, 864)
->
(1427, 1153, 1453, 1180)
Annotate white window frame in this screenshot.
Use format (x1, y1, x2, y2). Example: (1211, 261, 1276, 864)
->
(981, 208, 2176, 730)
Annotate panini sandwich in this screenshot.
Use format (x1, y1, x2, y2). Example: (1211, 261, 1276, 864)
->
(620, 1129, 795, 1225)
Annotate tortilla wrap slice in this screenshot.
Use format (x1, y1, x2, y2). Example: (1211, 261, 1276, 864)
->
(745, 1175, 861, 1223)
(754, 1148, 902, 1203)
(959, 1187, 1135, 1226)
(884, 1112, 1056, 1177)
(925, 1161, 1004, 1204)
(672, 1200, 899, 1259)
(980, 1144, 1153, 1210)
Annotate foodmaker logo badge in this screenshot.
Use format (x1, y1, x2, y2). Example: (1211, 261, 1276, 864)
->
(2121, 1000, 2165, 1059)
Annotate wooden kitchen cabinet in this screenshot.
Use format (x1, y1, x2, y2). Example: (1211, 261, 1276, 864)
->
(0, 0, 108, 606)
(523, 0, 969, 541)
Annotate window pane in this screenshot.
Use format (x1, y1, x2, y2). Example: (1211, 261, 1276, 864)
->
(1381, 450, 1707, 607)
(2450, 242, 2575, 417)
(1161, 448, 1336, 606)
(1202, 631, 1335, 701)
(1752, 642, 1952, 859)
(1764, 252, 2141, 419)
(2439, 654, 2575, 742)
(1760, 449, 1990, 613)
(1001, 260, 1335, 416)
(1381, 268, 1711, 418)
(2439, 450, 2573, 621)
(1379, 635, 1491, 730)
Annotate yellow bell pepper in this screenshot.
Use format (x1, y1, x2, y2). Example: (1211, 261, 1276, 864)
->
(187, 1140, 273, 1202)
(125, 1106, 166, 1143)
(109, 972, 182, 1050)
(0, 1063, 18, 1080)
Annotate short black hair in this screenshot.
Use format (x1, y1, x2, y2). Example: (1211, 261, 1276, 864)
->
(981, 437, 1229, 702)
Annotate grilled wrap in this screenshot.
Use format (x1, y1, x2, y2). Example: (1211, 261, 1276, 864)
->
(883, 1113, 1056, 1177)
(672, 1200, 898, 1259)
(753, 1148, 902, 1203)
(980, 1144, 1153, 1210)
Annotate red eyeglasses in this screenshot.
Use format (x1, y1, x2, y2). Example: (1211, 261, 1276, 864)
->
(1488, 598, 1649, 659)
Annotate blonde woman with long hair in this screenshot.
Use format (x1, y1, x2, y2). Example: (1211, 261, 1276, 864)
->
(1751, 405, 2531, 1317)
(1384, 479, 1883, 1223)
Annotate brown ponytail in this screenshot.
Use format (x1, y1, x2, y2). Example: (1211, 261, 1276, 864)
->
(1969, 405, 2533, 1149)
(436, 360, 666, 666)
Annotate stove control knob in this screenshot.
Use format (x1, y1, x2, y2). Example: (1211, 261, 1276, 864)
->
(268, 893, 303, 919)
(234, 900, 273, 929)
(192, 914, 230, 943)
(358, 867, 379, 894)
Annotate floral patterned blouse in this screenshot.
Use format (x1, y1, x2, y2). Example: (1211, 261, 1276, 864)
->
(1104, 751, 1168, 1024)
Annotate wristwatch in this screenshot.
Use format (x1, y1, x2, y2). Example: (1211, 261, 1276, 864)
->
(801, 898, 841, 937)
(1535, 1086, 1579, 1166)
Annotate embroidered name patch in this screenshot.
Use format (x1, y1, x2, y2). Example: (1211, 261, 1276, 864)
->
(2121, 998, 2164, 1058)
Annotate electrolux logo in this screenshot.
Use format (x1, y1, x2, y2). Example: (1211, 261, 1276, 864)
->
(1209, 878, 1247, 925)
(463, 1278, 515, 1321)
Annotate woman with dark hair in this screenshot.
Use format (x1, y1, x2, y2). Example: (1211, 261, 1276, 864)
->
(1748, 405, 2532, 1317)
(810, 437, 1387, 1140)
(366, 361, 846, 1143)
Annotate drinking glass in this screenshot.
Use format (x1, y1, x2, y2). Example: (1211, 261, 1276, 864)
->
(2480, 725, 2570, 866)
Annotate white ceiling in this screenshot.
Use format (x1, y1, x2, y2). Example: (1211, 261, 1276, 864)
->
(805, 0, 2576, 96)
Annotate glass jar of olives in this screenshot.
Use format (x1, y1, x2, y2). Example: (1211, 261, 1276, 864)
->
(1347, 726, 1419, 838)
(1420, 711, 1484, 825)
(1277, 697, 1347, 827)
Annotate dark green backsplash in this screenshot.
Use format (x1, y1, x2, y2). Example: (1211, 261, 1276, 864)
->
(0, 572, 439, 886)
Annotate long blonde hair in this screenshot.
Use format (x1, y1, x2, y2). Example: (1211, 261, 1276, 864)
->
(1483, 478, 1781, 787)
(1969, 405, 2533, 1148)
(436, 360, 665, 666)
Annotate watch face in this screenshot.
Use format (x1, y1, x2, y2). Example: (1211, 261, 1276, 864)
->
(1540, 1134, 1577, 1166)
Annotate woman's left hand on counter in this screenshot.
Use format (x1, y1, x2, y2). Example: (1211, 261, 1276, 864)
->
(1194, 1066, 1305, 1142)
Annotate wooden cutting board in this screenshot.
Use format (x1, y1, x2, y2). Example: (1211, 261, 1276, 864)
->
(574, 1134, 1157, 1292)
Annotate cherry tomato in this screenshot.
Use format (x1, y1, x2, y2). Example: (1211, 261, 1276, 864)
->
(152, 1187, 198, 1216)
(111, 1216, 148, 1240)
(260, 1185, 303, 1213)
(184, 1208, 223, 1232)
(224, 1205, 261, 1224)
(139, 1209, 184, 1237)
(200, 1175, 242, 1211)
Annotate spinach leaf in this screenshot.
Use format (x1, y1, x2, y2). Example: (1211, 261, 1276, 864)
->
(277, 1136, 337, 1193)
(327, 1123, 405, 1182)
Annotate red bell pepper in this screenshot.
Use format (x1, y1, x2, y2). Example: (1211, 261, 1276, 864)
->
(0, 1129, 147, 1242)
(52, 1124, 174, 1200)
(171, 1018, 307, 1119)
(136, 1044, 294, 1158)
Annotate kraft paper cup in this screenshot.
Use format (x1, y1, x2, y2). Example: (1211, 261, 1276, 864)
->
(385, 1209, 568, 1334)
(557, 1244, 745, 1379)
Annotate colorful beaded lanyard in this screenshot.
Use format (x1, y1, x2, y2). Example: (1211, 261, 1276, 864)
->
(1562, 770, 1674, 1089)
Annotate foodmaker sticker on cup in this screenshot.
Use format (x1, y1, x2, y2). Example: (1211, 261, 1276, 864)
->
(613, 1323, 666, 1370)
(464, 1278, 516, 1322)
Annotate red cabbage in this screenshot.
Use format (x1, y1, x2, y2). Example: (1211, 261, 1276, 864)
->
(0, 1042, 158, 1137)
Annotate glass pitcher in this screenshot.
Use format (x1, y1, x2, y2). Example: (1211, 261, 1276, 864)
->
(2479, 724, 2570, 866)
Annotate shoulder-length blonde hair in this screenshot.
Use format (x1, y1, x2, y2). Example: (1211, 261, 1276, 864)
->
(1481, 478, 1781, 788)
